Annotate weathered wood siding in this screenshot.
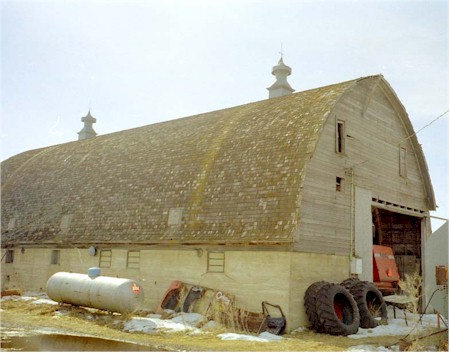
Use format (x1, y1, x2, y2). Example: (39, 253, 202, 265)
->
(296, 78, 429, 254)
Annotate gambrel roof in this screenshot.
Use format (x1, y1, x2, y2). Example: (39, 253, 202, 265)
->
(1, 75, 436, 247)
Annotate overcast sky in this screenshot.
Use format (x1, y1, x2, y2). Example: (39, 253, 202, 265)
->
(1, 0, 448, 229)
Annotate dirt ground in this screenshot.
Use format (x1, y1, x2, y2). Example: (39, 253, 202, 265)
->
(1, 299, 447, 352)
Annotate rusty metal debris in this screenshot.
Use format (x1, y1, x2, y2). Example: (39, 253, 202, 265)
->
(1, 289, 21, 297)
(156, 280, 286, 335)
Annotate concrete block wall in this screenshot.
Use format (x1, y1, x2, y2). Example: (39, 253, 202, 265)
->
(2, 248, 348, 331)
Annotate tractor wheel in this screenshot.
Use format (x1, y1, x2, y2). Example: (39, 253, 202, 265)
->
(315, 283, 360, 335)
(304, 281, 329, 331)
(349, 281, 387, 328)
(340, 277, 360, 290)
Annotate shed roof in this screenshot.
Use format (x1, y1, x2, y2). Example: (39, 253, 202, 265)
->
(1, 75, 435, 247)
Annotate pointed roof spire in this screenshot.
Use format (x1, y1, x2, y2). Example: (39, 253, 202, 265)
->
(267, 54, 295, 99)
(78, 110, 97, 140)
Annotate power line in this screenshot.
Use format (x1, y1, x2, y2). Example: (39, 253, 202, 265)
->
(404, 110, 449, 141)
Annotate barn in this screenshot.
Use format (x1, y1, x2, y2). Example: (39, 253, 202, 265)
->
(1, 59, 436, 330)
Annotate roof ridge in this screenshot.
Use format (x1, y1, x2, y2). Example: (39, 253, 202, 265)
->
(91, 75, 383, 137)
(2, 74, 385, 161)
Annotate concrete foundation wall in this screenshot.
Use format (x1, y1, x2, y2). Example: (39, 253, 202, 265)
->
(2, 248, 348, 330)
(289, 252, 350, 328)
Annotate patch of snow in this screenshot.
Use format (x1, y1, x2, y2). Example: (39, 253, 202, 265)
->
(124, 318, 158, 333)
(259, 331, 284, 341)
(2, 292, 50, 302)
(218, 331, 283, 342)
(202, 320, 219, 329)
(349, 308, 440, 339)
(32, 298, 58, 305)
(347, 345, 391, 351)
(170, 312, 204, 327)
(20, 296, 37, 301)
(124, 317, 201, 334)
(290, 326, 307, 334)
(218, 333, 267, 342)
(147, 313, 161, 319)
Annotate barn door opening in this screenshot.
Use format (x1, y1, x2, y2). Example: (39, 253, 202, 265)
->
(372, 208, 422, 279)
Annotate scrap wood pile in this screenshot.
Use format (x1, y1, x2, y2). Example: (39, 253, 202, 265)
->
(156, 280, 286, 335)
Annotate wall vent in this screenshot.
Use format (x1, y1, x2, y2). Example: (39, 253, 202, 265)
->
(207, 251, 225, 273)
(99, 250, 112, 268)
(371, 197, 425, 217)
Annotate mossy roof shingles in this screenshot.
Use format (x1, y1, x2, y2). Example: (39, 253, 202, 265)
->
(1, 78, 360, 246)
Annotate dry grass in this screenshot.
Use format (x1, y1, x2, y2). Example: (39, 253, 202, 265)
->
(395, 272, 450, 352)
(1, 298, 446, 351)
(397, 271, 424, 346)
(398, 271, 422, 316)
(398, 330, 449, 352)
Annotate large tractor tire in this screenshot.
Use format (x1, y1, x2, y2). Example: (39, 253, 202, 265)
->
(349, 281, 387, 328)
(315, 283, 360, 335)
(340, 277, 360, 290)
(304, 281, 329, 331)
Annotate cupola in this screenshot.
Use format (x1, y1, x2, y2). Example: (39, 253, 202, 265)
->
(78, 110, 97, 140)
(267, 56, 295, 98)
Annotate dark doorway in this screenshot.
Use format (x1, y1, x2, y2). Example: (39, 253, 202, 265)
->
(372, 208, 422, 279)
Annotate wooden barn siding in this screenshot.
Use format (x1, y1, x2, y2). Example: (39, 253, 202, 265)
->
(296, 81, 428, 255)
(350, 86, 428, 207)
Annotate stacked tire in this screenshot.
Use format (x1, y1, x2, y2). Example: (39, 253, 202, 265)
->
(344, 280, 387, 329)
(304, 281, 359, 335)
(304, 279, 387, 336)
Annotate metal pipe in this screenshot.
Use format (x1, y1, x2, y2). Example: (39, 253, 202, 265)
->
(348, 167, 355, 276)
(429, 215, 449, 221)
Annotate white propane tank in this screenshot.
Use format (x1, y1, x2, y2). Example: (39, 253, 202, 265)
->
(46, 269, 144, 313)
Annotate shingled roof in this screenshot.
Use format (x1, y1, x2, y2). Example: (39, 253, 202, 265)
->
(3, 76, 423, 247)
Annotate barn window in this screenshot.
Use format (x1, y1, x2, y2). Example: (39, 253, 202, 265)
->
(207, 251, 225, 273)
(336, 120, 346, 154)
(5, 250, 14, 263)
(336, 177, 344, 192)
(50, 250, 60, 265)
(127, 251, 140, 269)
(399, 147, 407, 177)
(99, 250, 112, 268)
